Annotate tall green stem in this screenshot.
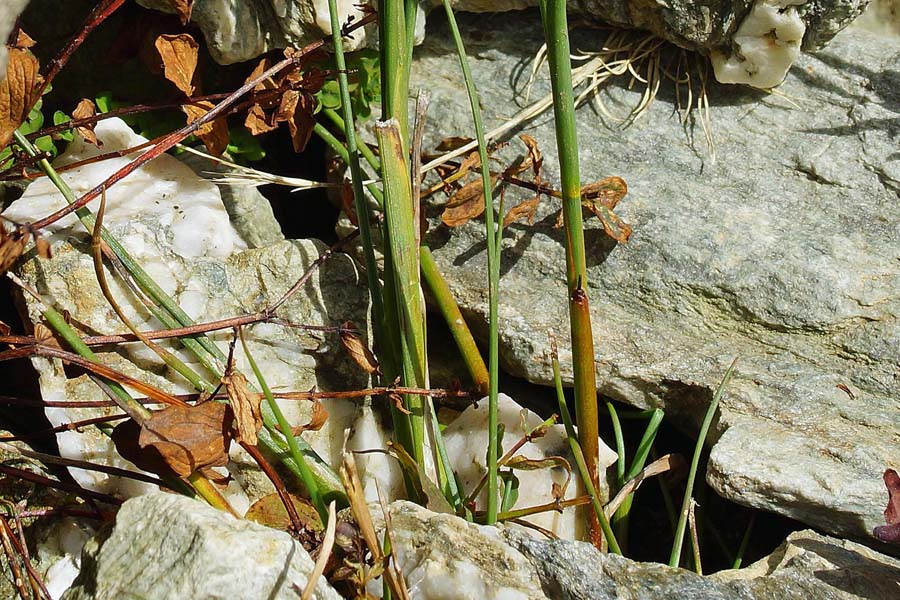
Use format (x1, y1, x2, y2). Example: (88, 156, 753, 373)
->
(439, 0, 502, 523)
(539, 0, 602, 543)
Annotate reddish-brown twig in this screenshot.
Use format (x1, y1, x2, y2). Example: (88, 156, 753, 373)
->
(0, 464, 121, 505)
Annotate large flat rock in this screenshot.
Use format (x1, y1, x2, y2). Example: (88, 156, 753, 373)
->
(412, 11, 900, 545)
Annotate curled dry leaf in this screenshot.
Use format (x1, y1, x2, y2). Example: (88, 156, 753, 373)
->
(291, 399, 328, 436)
(441, 177, 498, 227)
(580, 176, 631, 243)
(245, 492, 323, 533)
(155, 33, 200, 96)
(182, 100, 228, 156)
(245, 103, 276, 136)
(223, 371, 262, 446)
(434, 136, 474, 152)
(0, 227, 27, 275)
(339, 321, 379, 375)
(71, 99, 100, 147)
(0, 45, 43, 150)
(164, 0, 194, 25)
(503, 195, 541, 227)
(874, 468, 900, 544)
(138, 401, 232, 477)
(518, 134, 543, 177)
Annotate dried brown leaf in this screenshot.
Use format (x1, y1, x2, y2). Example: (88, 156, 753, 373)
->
(518, 134, 543, 177)
(224, 371, 261, 445)
(14, 31, 36, 49)
(505, 455, 571, 473)
(582, 200, 632, 244)
(287, 94, 315, 153)
(581, 176, 627, 210)
(0, 47, 43, 151)
(339, 321, 379, 374)
(274, 89, 299, 124)
(33, 234, 51, 259)
(165, 0, 194, 25)
(72, 98, 100, 147)
(0, 227, 27, 275)
(434, 136, 473, 152)
(33, 323, 54, 346)
(155, 33, 199, 96)
(244, 103, 276, 136)
(503, 195, 541, 227)
(245, 492, 323, 533)
(244, 58, 276, 94)
(441, 177, 497, 227)
(138, 401, 231, 477)
(182, 100, 228, 156)
(292, 399, 328, 436)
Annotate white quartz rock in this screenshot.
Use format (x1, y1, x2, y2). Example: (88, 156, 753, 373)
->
(3, 118, 246, 260)
(442, 393, 617, 540)
(710, 0, 807, 88)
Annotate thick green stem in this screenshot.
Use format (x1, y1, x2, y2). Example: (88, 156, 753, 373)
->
(539, 0, 602, 543)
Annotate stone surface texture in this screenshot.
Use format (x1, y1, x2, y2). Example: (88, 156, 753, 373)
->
(410, 12, 899, 545)
(62, 492, 342, 600)
(505, 526, 900, 599)
(134, 1, 866, 86)
(371, 502, 900, 599)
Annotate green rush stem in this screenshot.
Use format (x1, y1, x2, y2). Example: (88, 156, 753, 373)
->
(420, 239, 489, 395)
(539, 0, 601, 542)
(241, 331, 327, 523)
(553, 349, 621, 554)
(612, 407, 664, 552)
(375, 121, 427, 465)
(326, 0, 387, 374)
(669, 358, 737, 568)
(378, 0, 410, 143)
(440, 0, 502, 525)
(732, 512, 756, 569)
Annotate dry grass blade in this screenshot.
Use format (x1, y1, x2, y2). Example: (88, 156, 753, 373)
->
(340, 448, 408, 599)
(688, 499, 702, 574)
(300, 501, 337, 600)
(604, 453, 683, 518)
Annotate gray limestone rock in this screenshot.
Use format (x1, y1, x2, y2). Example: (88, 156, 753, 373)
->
(410, 12, 900, 545)
(62, 492, 342, 600)
(504, 527, 900, 599)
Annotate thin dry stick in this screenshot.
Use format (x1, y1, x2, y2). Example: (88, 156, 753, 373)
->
(688, 499, 702, 575)
(0, 441, 171, 489)
(0, 515, 51, 600)
(300, 501, 337, 600)
(0, 414, 128, 441)
(240, 442, 305, 536)
(0, 464, 121, 505)
(604, 453, 682, 518)
(0, 516, 29, 600)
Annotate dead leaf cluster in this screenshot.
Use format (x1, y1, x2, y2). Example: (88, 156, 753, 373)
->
(0, 32, 43, 151)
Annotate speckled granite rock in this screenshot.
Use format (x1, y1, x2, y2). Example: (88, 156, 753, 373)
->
(62, 492, 342, 600)
(409, 12, 900, 545)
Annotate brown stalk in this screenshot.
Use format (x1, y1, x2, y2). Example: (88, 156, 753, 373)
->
(0, 464, 121, 505)
(0, 515, 51, 599)
(0, 516, 30, 600)
(239, 442, 305, 536)
(0, 414, 128, 441)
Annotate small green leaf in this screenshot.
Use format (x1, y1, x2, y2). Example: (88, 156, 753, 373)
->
(53, 111, 74, 142)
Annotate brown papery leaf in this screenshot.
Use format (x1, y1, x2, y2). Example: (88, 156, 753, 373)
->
(33, 234, 51, 259)
(223, 371, 261, 446)
(138, 401, 231, 477)
(244, 58, 276, 94)
(340, 321, 379, 374)
(244, 103, 276, 136)
(434, 136, 474, 152)
(581, 176, 627, 210)
(165, 0, 194, 25)
(245, 493, 323, 533)
(0, 227, 28, 275)
(14, 31, 36, 49)
(503, 195, 541, 227)
(292, 399, 328, 436)
(155, 33, 199, 96)
(72, 98, 100, 147)
(582, 200, 632, 244)
(182, 100, 228, 156)
(0, 47, 43, 150)
(441, 177, 497, 227)
(518, 134, 543, 177)
(287, 93, 315, 152)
